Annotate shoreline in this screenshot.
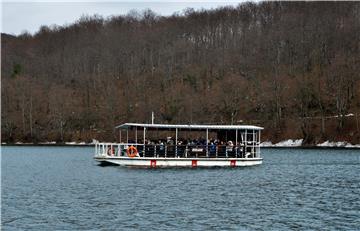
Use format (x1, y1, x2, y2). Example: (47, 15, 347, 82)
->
(1, 140, 360, 149)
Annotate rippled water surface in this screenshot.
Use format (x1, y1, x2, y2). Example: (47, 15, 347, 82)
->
(2, 146, 360, 230)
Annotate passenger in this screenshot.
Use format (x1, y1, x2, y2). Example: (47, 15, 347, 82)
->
(218, 141, 225, 156)
(210, 142, 216, 155)
(159, 140, 164, 151)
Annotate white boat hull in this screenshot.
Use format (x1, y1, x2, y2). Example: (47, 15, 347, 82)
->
(94, 155, 262, 167)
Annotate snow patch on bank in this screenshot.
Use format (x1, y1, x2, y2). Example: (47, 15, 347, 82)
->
(64, 140, 98, 145)
(261, 139, 303, 147)
(6, 141, 96, 145)
(260, 141, 273, 147)
(261, 139, 360, 148)
(39, 141, 57, 145)
(317, 141, 360, 148)
(91, 139, 99, 144)
(65, 142, 88, 145)
(15, 141, 33, 145)
(274, 139, 303, 147)
(345, 143, 360, 148)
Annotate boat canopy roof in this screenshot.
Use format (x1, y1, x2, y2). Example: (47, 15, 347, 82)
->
(115, 123, 263, 131)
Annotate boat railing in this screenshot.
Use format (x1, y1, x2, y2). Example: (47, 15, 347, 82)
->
(95, 142, 260, 158)
(95, 142, 145, 157)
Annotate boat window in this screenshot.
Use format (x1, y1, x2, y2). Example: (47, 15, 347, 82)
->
(246, 131, 257, 142)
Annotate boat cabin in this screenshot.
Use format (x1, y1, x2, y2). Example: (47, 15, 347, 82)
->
(95, 123, 263, 159)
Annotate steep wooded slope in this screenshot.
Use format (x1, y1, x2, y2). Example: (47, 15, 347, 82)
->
(2, 1, 360, 143)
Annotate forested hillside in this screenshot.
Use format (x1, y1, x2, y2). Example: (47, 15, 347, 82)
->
(2, 1, 360, 144)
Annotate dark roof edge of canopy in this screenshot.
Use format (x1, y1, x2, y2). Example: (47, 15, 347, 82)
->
(115, 123, 264, 130)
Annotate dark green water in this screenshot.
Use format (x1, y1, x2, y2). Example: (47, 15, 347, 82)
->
(2, 146, 360, 230)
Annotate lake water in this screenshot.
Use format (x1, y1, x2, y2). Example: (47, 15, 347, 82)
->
(1, 146, 360, 230)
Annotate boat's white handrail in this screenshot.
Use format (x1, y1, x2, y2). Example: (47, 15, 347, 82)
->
(95, 142, 261, 158)
(95, 142, 145, 156)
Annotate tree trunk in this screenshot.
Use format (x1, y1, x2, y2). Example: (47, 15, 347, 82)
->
(22, 94, 26, 135)
(60, 119, 64, 142)
(356, 112, 359, 134)
(29, 93, 33, 138)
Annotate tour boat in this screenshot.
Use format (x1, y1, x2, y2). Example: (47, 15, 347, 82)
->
(94, 123, 263, 167)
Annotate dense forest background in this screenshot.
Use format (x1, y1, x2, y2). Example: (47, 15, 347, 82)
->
(2, 1, 360, 144)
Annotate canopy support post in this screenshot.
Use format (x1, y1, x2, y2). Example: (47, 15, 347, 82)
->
(245, 130, 247, 157)
(119, 129, 122, 143)
(143, 127, 146, 157)
(235, 129, 238, 157)
(175, 128, 178, 157)
(143, 127, 146, 145)
(259, 130, 261, 158)
(126, 129, 129, 143)
(253, 129, 255, 157)
(206, 129, 209, 157)
(135, 128, 138, 144)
